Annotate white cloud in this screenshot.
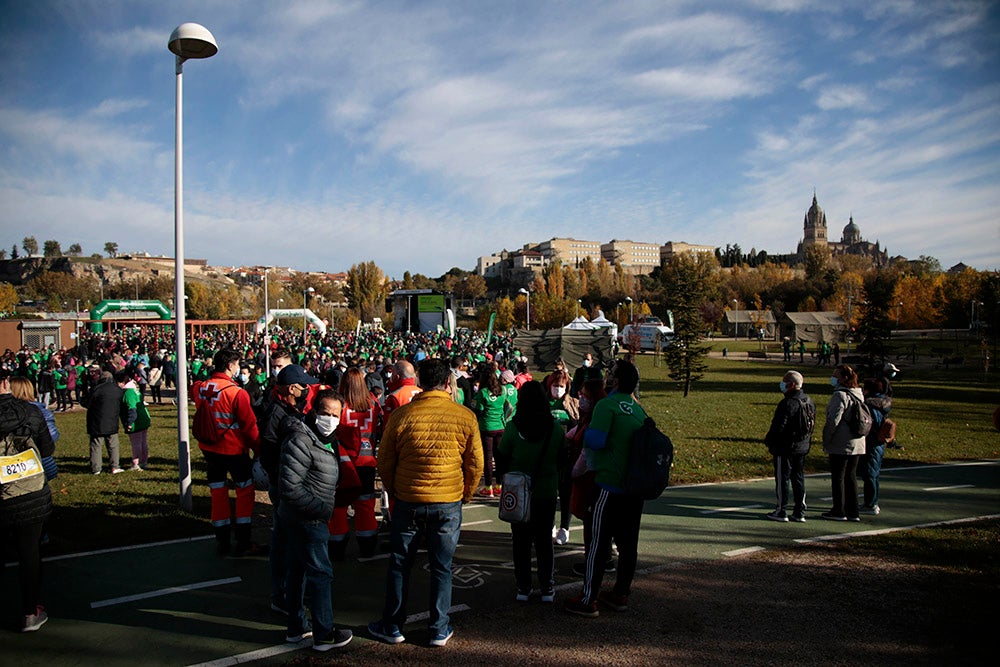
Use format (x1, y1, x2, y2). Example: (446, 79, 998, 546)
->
(815, 85, 870, 111)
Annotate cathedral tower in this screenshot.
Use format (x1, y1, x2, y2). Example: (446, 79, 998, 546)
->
(802, 193, 828, 248)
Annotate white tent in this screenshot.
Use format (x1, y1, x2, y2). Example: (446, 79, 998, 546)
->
(589, 314, 619, 341)
(563, 316, 599, 330)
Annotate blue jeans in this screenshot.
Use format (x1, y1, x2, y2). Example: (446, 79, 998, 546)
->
(379, 499, 462, 636)
(862, 443, 885, 507)
(283, 516, 334, 638)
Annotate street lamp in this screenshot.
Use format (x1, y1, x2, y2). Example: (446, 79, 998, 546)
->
(576, 299, 582, 319)
(262, 267, 271, 378)
(626, 296, 634, 323)
(134, 275, 139, 301)
(896, 301, 903, 329)
(169, 22, 218, 513)
(303, 287, 315, 346)
(518, 288, 531, 329)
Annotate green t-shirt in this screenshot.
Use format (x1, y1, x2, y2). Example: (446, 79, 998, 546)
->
(587, 393, 647, 491)
(53, 367, 68, 390)
(122, 386, 151, 432)
(475, 388, 509, 432)
(496, 421, 565, 499)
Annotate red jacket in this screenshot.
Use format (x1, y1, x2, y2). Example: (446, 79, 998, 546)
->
(384, 379, 421, 418)
(192, 373, 260, 456)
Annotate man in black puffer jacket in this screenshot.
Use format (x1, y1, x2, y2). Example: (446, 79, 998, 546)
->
(763, 370, 816, 523)
(277, 388, 352, 651)
(1, 369, 55, 632)
(86, 371, 123, 474)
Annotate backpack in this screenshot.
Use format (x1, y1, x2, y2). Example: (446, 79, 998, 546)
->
(0, 433, 46, 500)
(624, 417, 674, 500)
(193, 382, 241, 444)
(844, 392, 873, 437)
(877, 417, 897, 444)
(795, 398, 816, 442)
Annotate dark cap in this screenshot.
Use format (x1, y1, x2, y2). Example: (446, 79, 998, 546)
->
(276, 364, 318, 386)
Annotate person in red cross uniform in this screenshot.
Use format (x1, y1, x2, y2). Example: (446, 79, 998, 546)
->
(192, 349, 262, 556)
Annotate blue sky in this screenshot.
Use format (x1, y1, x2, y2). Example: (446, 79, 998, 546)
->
(1, 1, 998, 279)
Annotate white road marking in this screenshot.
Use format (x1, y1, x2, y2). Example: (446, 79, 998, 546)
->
(700, 503, 763, 515)
(462, 519, 493, 526)
(186, 642, 304, 667)
(924, 484, 975, 491)
(722, 546, 766, 557)
(92, 577, 242, 609)
(794, 513, 1000, 544)
(407, 603, 471, 623)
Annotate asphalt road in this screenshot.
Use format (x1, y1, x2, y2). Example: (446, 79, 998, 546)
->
(6, 459, 998, 666)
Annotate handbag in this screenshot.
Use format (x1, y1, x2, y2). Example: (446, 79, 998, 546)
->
(498, 426, 553, 524)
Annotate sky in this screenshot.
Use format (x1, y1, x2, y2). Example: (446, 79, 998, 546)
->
(1, 1, 998, 279)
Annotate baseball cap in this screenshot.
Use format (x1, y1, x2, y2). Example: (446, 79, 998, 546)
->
(883, 362, 900, 373)
(276, 364, 318, 386)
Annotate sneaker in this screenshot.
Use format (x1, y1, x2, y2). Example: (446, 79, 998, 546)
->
(368, 620, 405, 644)
(790, 513, 807, 523)
(554, 527, 570, 545)
(765, 510, 788, 522)
(312, 628, 352, 651)
(286, 629, 313, 643)
(130, 464, 143, 472)
(92, 470, 101, 476)
(477, 487, 494, 498)
(597, 591, 629, 612)
(270, 600, 288, 615)
(860, 505, 880, 515)
(111, 467, 125, 474)
(515, 589, 531, 602)
(429, 625, 453, 647)
(847, 516, 861, 522)
(540, 589, 555, 603)
(22, 606, 48, 632)
(232, 542, 269, 557)
(820, 512, 847, 521)
(564, 595, 599, 618)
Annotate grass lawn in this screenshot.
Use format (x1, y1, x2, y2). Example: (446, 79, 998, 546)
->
(28, 340, 1000, 557)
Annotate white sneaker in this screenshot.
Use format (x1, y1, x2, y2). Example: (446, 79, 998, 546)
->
(23, 607, 47, 632)
(554, 528, 570, 545)
(111, 467, 126, 474)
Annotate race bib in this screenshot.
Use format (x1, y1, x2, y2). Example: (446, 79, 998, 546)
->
(0, 448, 44, 485)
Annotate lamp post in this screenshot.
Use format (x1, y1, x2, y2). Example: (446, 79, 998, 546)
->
(626, 296, 633, 323)
(730, 299, 738, 340)
(263, 267, 271, 378)
(303, 287, 315, 346)
(846, 295, 854, 354)
(134, 275, 139, 301)
(896, 301, 902, 329)
(576, 299, 582, 319)
(169, 22, 218, 512)
(518, 288, 530, 329)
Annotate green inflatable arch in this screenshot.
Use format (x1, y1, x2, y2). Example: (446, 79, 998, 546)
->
(89, 299, 172, 333)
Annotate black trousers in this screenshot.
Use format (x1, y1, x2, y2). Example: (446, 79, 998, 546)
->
(4, 521, 45, 615)
(828, 454, 860, 518)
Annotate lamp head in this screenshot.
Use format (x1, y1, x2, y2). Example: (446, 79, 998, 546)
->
(169, 23, 218, 60)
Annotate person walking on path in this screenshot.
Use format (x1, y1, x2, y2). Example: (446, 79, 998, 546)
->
(368, 358, 483, 648)
(763, 370, 815, 523)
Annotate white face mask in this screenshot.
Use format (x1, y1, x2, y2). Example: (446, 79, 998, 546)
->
(582, 359, 592, 368)
(240, 373, 250, 384)
(551, 386, 566, 399)
(314, 415, 339, 437)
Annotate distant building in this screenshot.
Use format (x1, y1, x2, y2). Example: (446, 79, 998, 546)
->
(796, 194, 888, 266)
(536, 237, 603, 266)
(660, 241, 717, 264)
(601, 239, 661, 274)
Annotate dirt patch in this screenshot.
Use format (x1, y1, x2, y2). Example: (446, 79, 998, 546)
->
(283, 531, 996, 666)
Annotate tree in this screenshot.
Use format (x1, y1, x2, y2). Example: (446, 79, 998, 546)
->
(343, 261, 389, 322)
(857, 271, 899, 367)
(10, 245, 18, 259)
(0, 248, 6, 260)
(660, 254, 714, 397)
(22, 237, 38, 256)
(104, 242, 118, 258)
(67, 243, 82, 256)
(0, 282, 18, 313)
(43, 240, 62, 257)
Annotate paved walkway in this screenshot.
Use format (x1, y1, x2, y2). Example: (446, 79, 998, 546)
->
(7, 460, 998, 666)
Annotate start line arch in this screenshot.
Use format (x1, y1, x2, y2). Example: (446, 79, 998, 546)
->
(256, 308, 327, 336)
(88, 299, 171, 333)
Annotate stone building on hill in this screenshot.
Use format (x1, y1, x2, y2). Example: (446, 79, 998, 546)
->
(796, 194, 889, 266)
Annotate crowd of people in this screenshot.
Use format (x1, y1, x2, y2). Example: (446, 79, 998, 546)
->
(1, 322, 902, 645)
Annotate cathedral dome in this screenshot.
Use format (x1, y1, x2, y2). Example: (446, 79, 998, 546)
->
(842, 216, 861, 245)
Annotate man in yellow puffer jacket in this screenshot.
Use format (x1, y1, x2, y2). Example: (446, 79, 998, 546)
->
(369, 358, 483, 649)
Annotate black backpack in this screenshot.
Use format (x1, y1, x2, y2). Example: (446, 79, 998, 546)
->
(796, 398, 816, 442)
(624, 417, 674, 500)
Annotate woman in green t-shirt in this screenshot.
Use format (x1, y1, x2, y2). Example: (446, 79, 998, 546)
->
(474, 365, 511, 497)
(115, 369, 152, 470)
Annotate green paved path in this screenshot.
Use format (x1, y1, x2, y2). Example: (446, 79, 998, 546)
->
(7, 460, 998, 666)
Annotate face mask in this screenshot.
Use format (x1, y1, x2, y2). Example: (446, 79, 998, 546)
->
(779, 381, 787, 393)
(314, 415, 339, 437)
(551, 386, 566, 399)
(272, 367, 281, 378)
(240, 373, 250, 384)
(578, 398, 591, 411)
(582, 359, 591, 368)
(889, 372, 897, 378)
(830, 376, 839, 387)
